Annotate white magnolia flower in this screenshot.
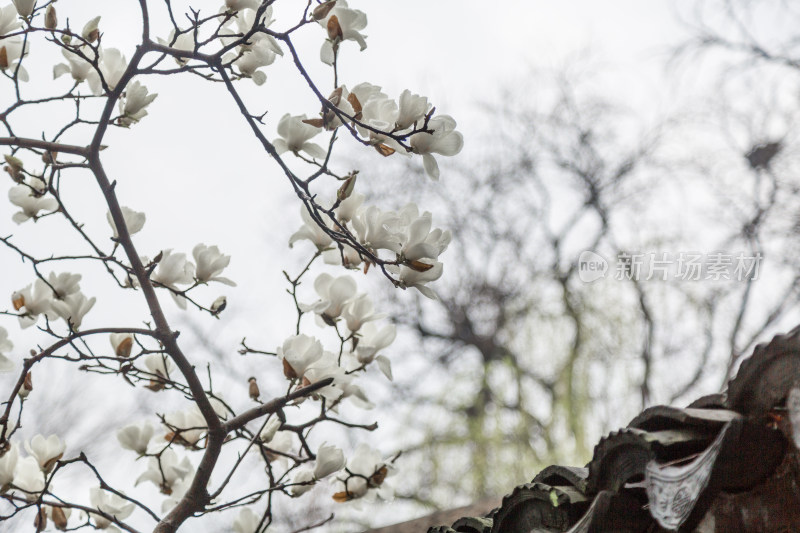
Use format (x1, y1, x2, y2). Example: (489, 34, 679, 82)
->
(342, 293, 383, 333)
(259, 417, 281, 443)
(335, 192, 364, 223)
(233, 507, 260, 533)
(81, 16, 101, 42)
(355, 322, 395, 362)
(88, 48, 128, 95)
(117, 421, 154, 455)
(110, 332, 134, 358)
(144, 353, 174, 380)
(152, 250, 195, 288)
(0, 326, 14, 372)
(50, 291, 96, 330)
(389, 261, 443, 300)
(396, 90, 430, 130)
(0, 442, 18, 488)
(136, 448, 192, 492)
(118, 80, 157, 127)
(303, 351, 350, 401)
(289, 206, 334, 250)
(0, 37, 29, 81)
(25, 434, 65, 473)
(13, 279, 55, 329)
(318, 0, 367, 65)
(107, 206, 146, 238)
(359, 96, 404, 151)
(193, 244, 235, 286)
(9, 184, 57, 223)
(337, 443, 393, 501)
(278, 334, 323, 380)
(48, 272, 82, 300)
(11, 0, 35, 18)
(53, 48, 93, 82)
(157, 29, 195, 65)
(0, 4, 22, 35)
(12, 455, 44, 500)
(289, 466, 315, 496)
(89, 487, 135, 529)
(161, 474, 192, 512)
(410, 115, 464, 180)
(222, 7, 282, 85)
(273, 114, 327, 159)
(352, 205, 402, 253)
(322, 243, 362, 269)
(258, 430, 295, 466)
(301, 273, 356, 323)
(314, 443, 345, 480)
(400, 208, 451, 261)
(163, 408, 207, 448)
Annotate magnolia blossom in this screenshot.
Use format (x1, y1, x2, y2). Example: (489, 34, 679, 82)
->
(163, 408, 207, 448)
(355, 321, 395, 371)
(289, 206, 334, 250)
(48, 272, 82, 300)
(352, 205, 402, 253)
(258, 430, 295, 467)
(0, 4, 21, 35)
(336, 192, 364, 223)
(53, 49, 93, 82)
(222, 7, 282, 85)
(342, 293, 383, 332)
(118, 80, 157, 127)
(81, 15, 101, 42)
(410, 115, 464, 180)
(259, 417, 281, 443)
(399, 207, 451, 261)
(25, 434, 66, 473)
(50, 291, 96, 329)
(0, 442, 18, 489)
(12, 456, 44, 500)
(117, 421, 154, 455)
(144, 353, 175, 383)
(0, 37, 29, 81)
(157, 29, 195, 65)
(152, 250, 195, 289)
(193, 244, 235, 286)
(301, 273, 357, 323)
(303, 353, 351, 401)
(13, 279, 55, 328)
(110, 332, 134, 358)
(89, 487, 135, 529)
(336, 443, 393, 501)
(278, 334, 323, 380)
(289, 466, 315, 496)
(0, 326, 14, 372)
(107, 206, 146, 238)
(88, 48, 128, 95)
(273, 114, 327, 159)
(136, 448, 192, 493)
(161, 474, 192, 512)
(9, 184, 58, 223)
(314, 442, 345, 479)
(389, 261, 443, 300)
(396, 90, 430, 129)
(233, 507, 260, 533)
(318, 0, 367, 65)
(358, 96, 404, 151)
(11, 0, 35, 18)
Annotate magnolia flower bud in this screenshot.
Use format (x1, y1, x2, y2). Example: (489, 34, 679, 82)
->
(110, 333, 133, 358)
(81, 16, 100, 43)
(337, 174, 357, 201)
(248, 376, 259, 401)
(314, 443, 345, 479)
(326, 15, 343, 42)
(0, 47, 7, 70)
(19, 371, 32, 398)
(60, 33, 71, 45)
(44, 4, 56, 29)
(210, 295, 227, 316)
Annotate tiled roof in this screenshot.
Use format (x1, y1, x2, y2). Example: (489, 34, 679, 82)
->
(417, 324, 800, 532)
